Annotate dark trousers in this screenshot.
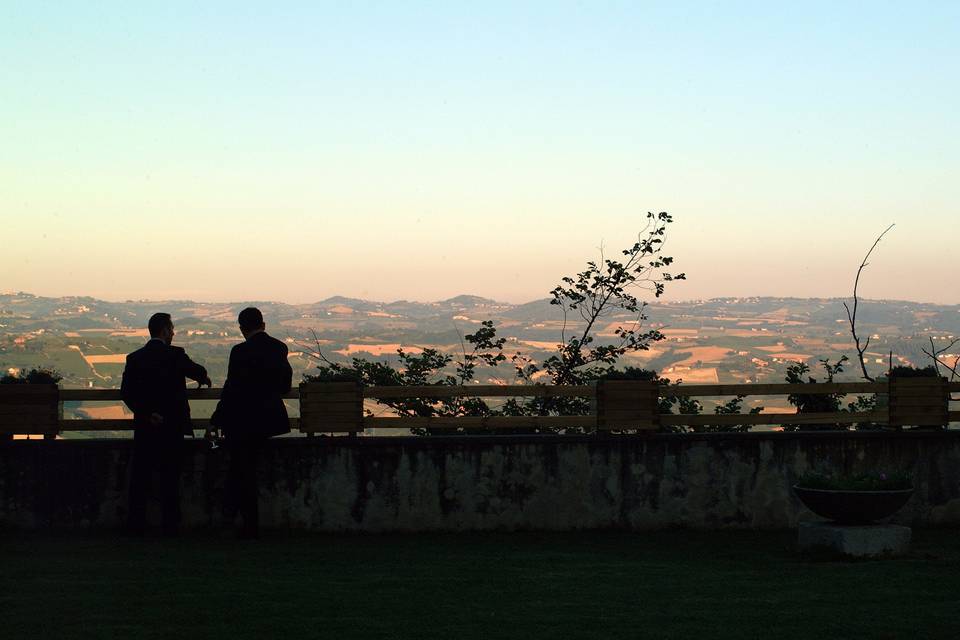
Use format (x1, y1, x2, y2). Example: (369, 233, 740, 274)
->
(128, 430, 183, 535)
(225, 439, 261, 536)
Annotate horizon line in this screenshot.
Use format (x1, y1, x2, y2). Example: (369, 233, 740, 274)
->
(2, 290, 958, 309)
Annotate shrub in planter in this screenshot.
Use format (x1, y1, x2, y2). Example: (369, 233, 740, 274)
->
(793, 471, 914, 524)
(0, 368, 63, 439)
(887, 366, 948, 429)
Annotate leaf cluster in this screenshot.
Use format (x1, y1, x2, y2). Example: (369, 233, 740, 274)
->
(796, 470, 912, 491)
(783, 357, 848, 431)
(304, 214, 687, 434)
(889, 365, 939, 379)
(0, 368, 62, 385)
(304, 322, 507, 433)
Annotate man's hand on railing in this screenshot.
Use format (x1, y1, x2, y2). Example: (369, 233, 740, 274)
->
(204, 426, 221, 450)
(197, 376, 212, 388)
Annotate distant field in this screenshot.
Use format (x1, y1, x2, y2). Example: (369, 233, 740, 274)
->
(661, 328, 699, 336)
(662, 367, 719, 383)
(77, 405, 129, 419)
(521, 340, 562, 350)
(621, 348, 666, 361)
(724, 328, 779, 337)
(668, 346, 732, 366)
(766, 353, 813, 362)
(91, 363, 125, 379)
(335, 344, 423, 356)
(84, 354, 127, 364)
(279, 318, 368, 330)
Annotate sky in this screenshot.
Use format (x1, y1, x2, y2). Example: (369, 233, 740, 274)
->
(1, 2, 958, 305)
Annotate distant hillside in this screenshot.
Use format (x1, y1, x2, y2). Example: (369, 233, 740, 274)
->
(2, 292, 956, 396)
(1, 292, 958, 334)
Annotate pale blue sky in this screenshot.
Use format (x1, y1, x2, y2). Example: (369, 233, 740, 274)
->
(2, 2, 957, 303)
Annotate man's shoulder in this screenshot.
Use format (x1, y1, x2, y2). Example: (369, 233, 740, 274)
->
(126, 344, 151, 363)
(264, 334, 287, 351)
(169, 345, 199, 366)
(248, 332, 286, 353)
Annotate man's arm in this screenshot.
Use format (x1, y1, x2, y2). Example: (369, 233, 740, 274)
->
(211, 345, 240, 428)
(176, 348, 211, 387)
(120, 354, 146, 415)
(278, 343, 292, 395)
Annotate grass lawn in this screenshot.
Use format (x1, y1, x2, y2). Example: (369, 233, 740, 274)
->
(2, 529, 959, 639)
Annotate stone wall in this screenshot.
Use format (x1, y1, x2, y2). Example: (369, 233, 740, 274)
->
(2, 432, 959, 531)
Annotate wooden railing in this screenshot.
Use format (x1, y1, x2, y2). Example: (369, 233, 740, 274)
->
(1, 379, 958, 437)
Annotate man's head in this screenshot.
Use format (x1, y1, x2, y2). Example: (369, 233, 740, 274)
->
(147, 312, 174, 345)
(238, 307, 265, 339)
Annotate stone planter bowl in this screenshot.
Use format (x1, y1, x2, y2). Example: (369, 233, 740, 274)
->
(793, 486, 914, 525)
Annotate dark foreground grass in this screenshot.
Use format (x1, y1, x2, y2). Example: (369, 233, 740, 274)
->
(2, 529, 959, 640)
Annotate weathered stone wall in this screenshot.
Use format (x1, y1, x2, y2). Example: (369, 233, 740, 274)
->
(2, 432, 959, 531)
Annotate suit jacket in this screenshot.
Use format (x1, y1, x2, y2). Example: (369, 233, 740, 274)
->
(121, 340, 208, 437)
(212, 331, 292, 440)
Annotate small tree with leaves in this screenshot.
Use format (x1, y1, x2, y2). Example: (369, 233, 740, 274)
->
(505, 212, 685, 425)
(305, 321, 507, 432)
(305, 212, 685, 433)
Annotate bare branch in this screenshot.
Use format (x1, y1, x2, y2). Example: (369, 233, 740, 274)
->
(296, 329, 338, 366)
(929, 337, 943, 377)
(453, 323, 470, 385)
(846, 223, 895, 381)
(922, 346, 960, 383)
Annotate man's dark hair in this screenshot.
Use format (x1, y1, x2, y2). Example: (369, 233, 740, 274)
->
(238, 307, 264, 331)
(148, 312, 173, 338)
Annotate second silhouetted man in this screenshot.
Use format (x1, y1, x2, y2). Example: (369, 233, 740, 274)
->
(211, 307, 292, 538)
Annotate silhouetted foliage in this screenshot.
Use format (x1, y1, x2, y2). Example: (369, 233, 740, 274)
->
(783, 357, 848, 431)
(0, 368, 62, 385)
(305, 213, 687, 434)
(888, 365, 939, 378)
(796, 470, 912, 491)
(603, 367, 763, 433)
(305, 321, 508, 432)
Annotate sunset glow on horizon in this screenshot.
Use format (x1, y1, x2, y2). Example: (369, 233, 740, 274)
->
(2, 2, 957, 305)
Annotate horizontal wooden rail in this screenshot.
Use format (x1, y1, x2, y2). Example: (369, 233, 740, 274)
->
(363, 416, 594, 429)
(59, 389, 300, 402)
(52, 381, 960, 403)
(660, 411, 887, 427)
(57, 418, 301, 431)
(664, 382, 888, 396)
(363, 385, 595, 398)
(2, 380, 956, 436)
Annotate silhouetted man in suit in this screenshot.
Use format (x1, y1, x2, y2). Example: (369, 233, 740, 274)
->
(211, 307, 292, 538)
(121, 312, 211, 536)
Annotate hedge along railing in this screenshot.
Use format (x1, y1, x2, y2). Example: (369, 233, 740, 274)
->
(0, 379, 958, 437)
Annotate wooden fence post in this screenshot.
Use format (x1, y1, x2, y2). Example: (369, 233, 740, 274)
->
(298, 381, 364, 434)
(0, 384, 60, 439)
(595, 380, 659, 431)
(888, 376, 949, 428)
